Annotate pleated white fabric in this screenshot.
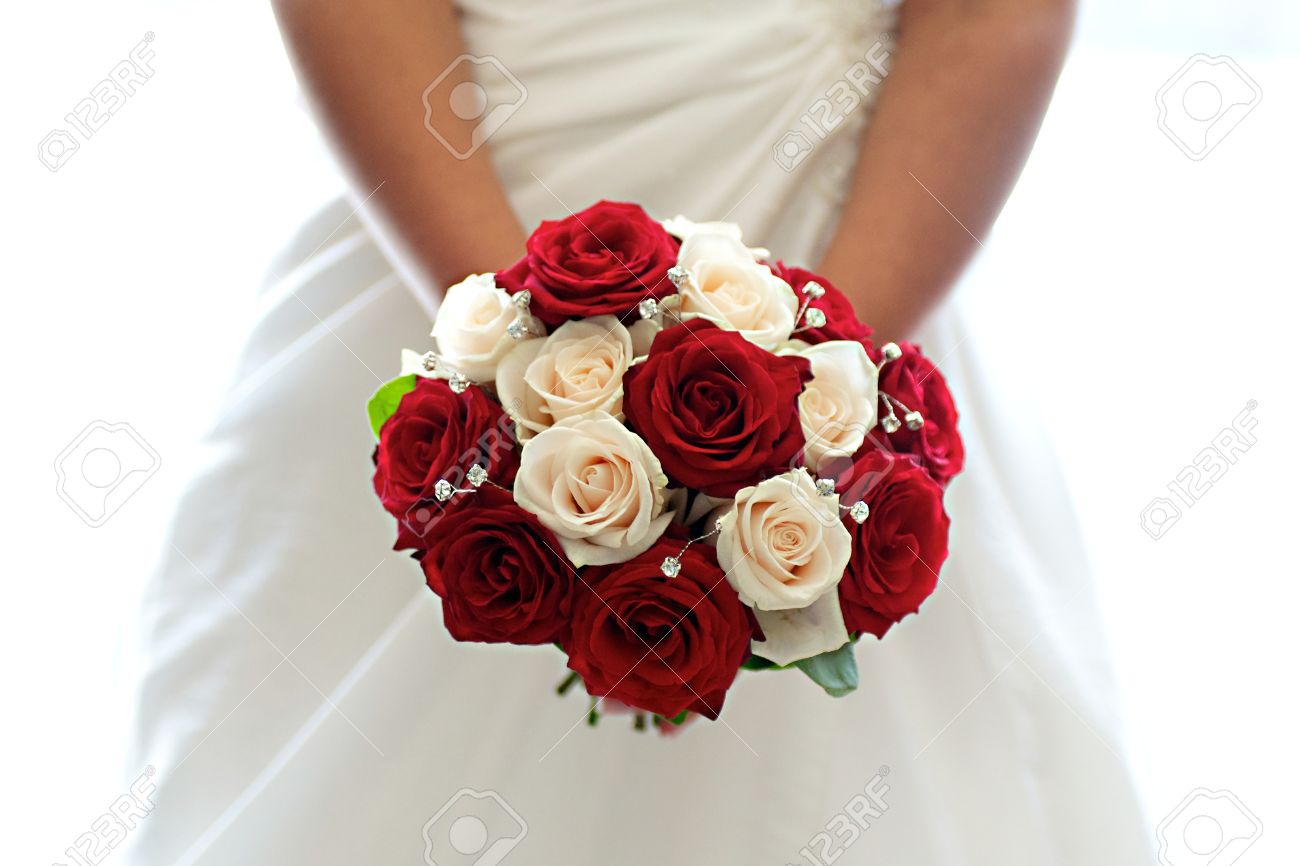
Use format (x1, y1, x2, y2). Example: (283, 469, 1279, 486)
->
(126, 1, 1154, 863)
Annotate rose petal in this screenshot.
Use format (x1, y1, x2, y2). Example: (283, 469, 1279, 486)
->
(751, 591, 851, 666)
(717, 469, 852, 611)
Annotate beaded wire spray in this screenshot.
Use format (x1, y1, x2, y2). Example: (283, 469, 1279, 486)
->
(658, 520, 724, 578)
(431, 463, 510, 503)
(504, 288, 544, 340)
(873, 341, 924, 433)
(791, 278, 829, 334)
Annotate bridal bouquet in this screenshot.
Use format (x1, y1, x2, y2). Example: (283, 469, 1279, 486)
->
(368, 201, 964, 730)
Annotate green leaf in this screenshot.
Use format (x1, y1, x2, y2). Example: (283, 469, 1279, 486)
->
(741, 655, 789, 671)
(794, 641, 859, 697)
(366, 375, 418, 439)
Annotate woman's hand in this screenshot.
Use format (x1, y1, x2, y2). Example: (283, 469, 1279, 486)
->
(271, 0, 526, 297)
(816, 0, 1077, 341)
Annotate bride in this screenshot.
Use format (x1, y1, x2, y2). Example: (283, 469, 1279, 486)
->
(127, 0, 1153, 863)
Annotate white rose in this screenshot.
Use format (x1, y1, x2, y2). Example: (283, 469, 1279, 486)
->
(660, 216, 770, 260)
(431, 273, 541, 381)
(496, 316, 634, 438)
(774, 337, 812, 354)
(716, 469, 852, 611)
(627, 318, 661, 360)
(399, 348, 438, 378)
(675, 233, 797, 349)
(513, 413, 673, 567)
(783, 341, 879, 473)
(751, 592, 850, 666)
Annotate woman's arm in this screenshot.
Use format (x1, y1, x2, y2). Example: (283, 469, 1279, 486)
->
(816, 0, 1076, 341)
(271, 0, 525, 295)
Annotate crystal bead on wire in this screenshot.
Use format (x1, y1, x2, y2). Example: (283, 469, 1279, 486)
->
(815, 477, 836, 497)
(881, 342, 902, 362)
(666, 266, 691, 290)
(881, 414, 901, 433)
(434, 479, 455, 502)
(447, 372, 470, 394)
(512, 290, 532, 309)
(801, 281, 826, 299)
(849, 501, 870, 523)
(420, 351, 439, 373)
(904, 411, 924, 431)
(638, 298, 658, 319)
(660, 557, 681, 578)
(506, 318, 530, 340)
(466, 465, 488, 488)
(803, 307, 827, 329)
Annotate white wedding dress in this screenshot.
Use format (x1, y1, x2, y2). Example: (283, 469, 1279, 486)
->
(127, 1, 1153, 863)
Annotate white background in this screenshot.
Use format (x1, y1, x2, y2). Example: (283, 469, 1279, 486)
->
(3, 1, 1297, 863)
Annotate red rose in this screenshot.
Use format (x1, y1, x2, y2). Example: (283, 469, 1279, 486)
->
(873, 342, 964, 487)
(836, 450, 949, 638)
(565, 539, 753, 719)
(623, 319, 812, 497)
(419, 487, 574, 645)
(770, 262, 873, 345)
(372, 378, 520, 550)
(496, 200, 680, 327)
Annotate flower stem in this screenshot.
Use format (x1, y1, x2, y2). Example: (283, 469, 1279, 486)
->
(555, 671, 580, 696)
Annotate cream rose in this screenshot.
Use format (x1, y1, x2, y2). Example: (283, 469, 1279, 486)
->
(661, 216, 770, 260)
(783, 341, 879, 474)
(398, 348, 438, 379)
(431, 273, 542, 381)
(716, 469, 852, 611)
(627, 318, 660, 360)
(496, 316, 634, 438)
(751, 592, 850, 667)
(513, 413, 673, 567)
(674, 233, 797, 349)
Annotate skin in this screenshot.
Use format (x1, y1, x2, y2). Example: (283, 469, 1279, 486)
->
(271, 0, 527, 287)
(272, 0, 1076, 341)
(816, 0, 1077, 339)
